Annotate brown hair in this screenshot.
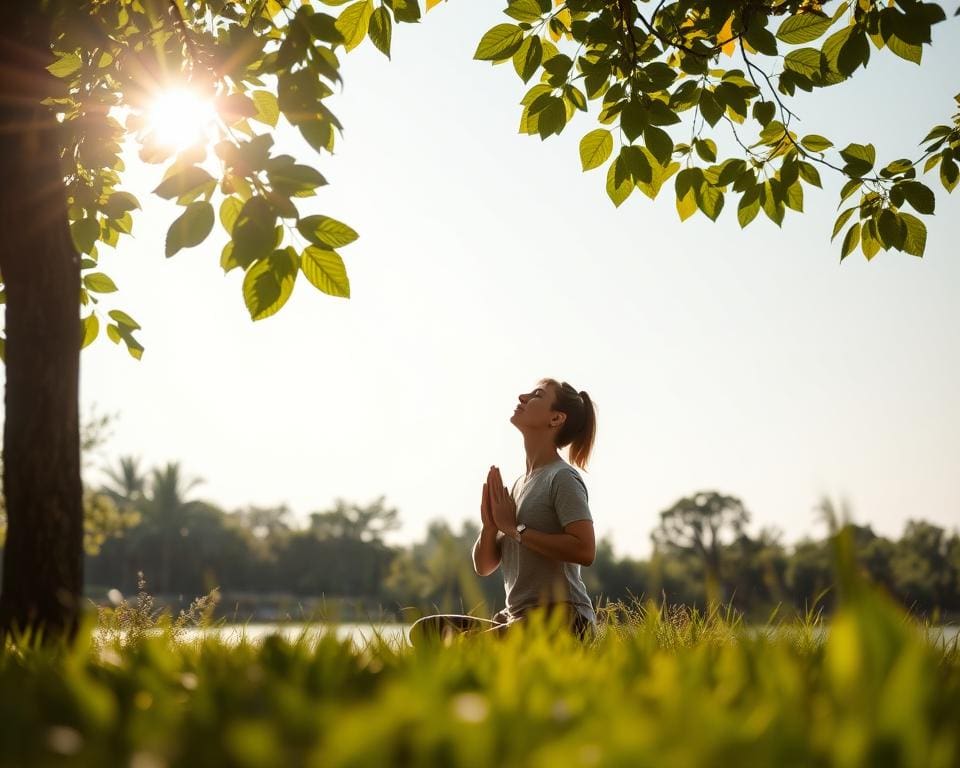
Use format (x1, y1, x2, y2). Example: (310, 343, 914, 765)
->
(542, 378, 597, 470)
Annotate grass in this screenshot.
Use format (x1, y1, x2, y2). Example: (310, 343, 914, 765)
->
(2, 545, 959, 767)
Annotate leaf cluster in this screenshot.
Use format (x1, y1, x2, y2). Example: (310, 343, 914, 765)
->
(28, 0, 368, 360)
(474, 0, 955, 260)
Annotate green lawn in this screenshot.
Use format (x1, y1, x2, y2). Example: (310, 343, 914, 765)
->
(2, 551, 959, 767)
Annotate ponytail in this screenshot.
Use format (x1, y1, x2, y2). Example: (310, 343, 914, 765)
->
(543, 379, 597, 470)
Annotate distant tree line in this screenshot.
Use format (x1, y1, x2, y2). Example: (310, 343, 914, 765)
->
(2, 458, 958, 621)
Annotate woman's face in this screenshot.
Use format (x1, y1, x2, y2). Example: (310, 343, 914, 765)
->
(509, 382, 563, 432)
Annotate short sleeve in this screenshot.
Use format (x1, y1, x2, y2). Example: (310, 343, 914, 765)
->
(551, 467, 592, 527)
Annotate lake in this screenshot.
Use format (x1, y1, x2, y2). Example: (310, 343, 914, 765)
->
(175, 622, 960, 648)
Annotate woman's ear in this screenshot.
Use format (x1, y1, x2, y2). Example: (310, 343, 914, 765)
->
(550, 412, 567, 430)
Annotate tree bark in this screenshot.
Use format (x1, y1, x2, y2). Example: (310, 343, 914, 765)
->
(0, 8, 83, 640)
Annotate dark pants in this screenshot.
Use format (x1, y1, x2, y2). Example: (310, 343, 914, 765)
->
(408, 605, 593, 647)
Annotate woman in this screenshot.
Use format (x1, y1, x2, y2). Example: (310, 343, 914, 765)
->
(408, 378, 597, 645)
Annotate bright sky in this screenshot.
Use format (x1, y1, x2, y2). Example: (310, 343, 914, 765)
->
(16, 4, 960, 559)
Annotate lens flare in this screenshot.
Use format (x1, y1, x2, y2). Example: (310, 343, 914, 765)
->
(147, 88, 216, 150)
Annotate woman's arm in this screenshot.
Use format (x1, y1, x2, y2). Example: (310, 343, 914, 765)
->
(515, 520, 595, 567)
(487, 466, 596, 567)
(473, 476, 502, 576)
(472, 527, 502, 576)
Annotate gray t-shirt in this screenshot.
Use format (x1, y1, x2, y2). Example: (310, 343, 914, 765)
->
(499, 459, 596, 625)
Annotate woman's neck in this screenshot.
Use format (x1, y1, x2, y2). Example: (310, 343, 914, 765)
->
(522, 433, 561, 476)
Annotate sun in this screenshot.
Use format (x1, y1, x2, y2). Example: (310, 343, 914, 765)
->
(147, 88, 217, 151)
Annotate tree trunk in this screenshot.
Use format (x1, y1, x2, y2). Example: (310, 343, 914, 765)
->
(0, 8, 83, 640)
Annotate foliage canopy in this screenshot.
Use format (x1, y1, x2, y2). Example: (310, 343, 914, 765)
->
(1, 0, 954, 362)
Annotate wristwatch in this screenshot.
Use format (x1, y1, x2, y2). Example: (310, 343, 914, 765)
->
(514, 523, 527, 543)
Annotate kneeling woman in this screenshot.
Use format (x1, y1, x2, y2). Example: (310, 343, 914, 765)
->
(409, 378, 597, 644)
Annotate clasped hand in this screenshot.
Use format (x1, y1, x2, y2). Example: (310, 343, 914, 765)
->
(480, 465, 516, 535)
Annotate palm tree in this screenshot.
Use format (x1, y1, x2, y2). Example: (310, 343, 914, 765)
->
(101, 455, 147, 508)
(142, 462, 203, 595)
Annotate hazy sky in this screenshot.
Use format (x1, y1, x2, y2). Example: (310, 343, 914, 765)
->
(9, 4, 960, 559)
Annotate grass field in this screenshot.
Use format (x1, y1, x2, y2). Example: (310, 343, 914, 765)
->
(2, 540, 959, 767)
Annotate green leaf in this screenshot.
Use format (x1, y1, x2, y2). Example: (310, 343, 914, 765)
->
(232, 197, 278, 269)
(940, 156, 959, 192)
(899, 212, 926, 256)
(676, 187, 697, 221)
(301, 246, 350, 297)
(564, 85, 587, 112)
(620, 102, 648, 142)
(505, 0, 542, 22)
(921, 125, 952, 144)
(368, 6, 392, 58)
(153, 166, 215, 199)
(822, 25, 852, 71)
(297, 215, 359, 248)
(776, 10, 839, 44)
(606, 158, 633, 207)
(693, 138, 717, 163)
(801, 135, 833, 152)
(877, 208, 906, 250)
(220, 197, 243, 235)
(644, 126, 674, 166)
(251, 91, 280, 127)
(243, 251, 298, 321)
(635, 155, 679, 201)
(268, 163, 328, 195)
(923, 152, 943, 173)
(698, 90, 723, 127)
(108, 310, 141, 330)
(621, 146, 653, 184)
(83, 272, 118, 293)
(761, 181, 785, 226)
(737, 188, 761, 227)
(220, 242, 238, 273)
(886, 35, 922, 64)
(897, 181, 935, 214)
(832, 207, 856, 240)
(839, 178, 861, 202)
(70, 217, 99, 255)
(839, 143, 876, 177)
(474, 24, 525, 61)
(165, 201, 215, 257)
(716, 159, 747, 187)
(744, 18, 779, 55)
(752, 100, 776, 126)
(784, 48, 825, 80)
(579, 129, 613, 171)
(243, 259, 290, 320)
(103, 191, 141, 219)
(836, 29, 870, 76)
(861, 219, 881, 260)
(840, 221, 861, 260)
(513, 36, 543, 83)
(646, 100, 680, 126)
(336, 0, 374, 52)
(696, 184, 724, 221)
(391, 0, 420, 23)
(784, 180, 804, 212)
(47, 52, 82, 78)
(536, 97, 566, 139)
(799, 161, 822, 187)
(81, 313, 99, 350)
(307, 11, 346, 41)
